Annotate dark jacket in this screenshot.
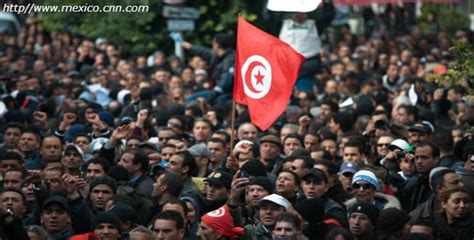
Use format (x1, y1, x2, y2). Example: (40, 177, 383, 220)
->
(434, 212, 474, 240)
(130, 173, 154, 196)
(0, 216, 29, 240)
(397, 173, 433, 211)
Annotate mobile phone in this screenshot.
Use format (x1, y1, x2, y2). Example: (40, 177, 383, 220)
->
(239, 171, 249, 179)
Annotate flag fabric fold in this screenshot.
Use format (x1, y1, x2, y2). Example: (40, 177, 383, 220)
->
(233, 16, 305, 130)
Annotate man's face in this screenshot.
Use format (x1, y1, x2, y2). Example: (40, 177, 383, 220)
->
(260, 142, 279, 161)
(94, 223, 120, 240)
(349, 212, 374, 238)
(4, 127, 21, 145)
(304, 134, 318, 150)
(276, 172, 297, 197)
(41, 137, 62, 161)
(3, 171, 23, 191)
(414, 146, 438, 174)
(62, 149, 83, 170)
(193, 121, 212, 142)
(290, 159, 306, 178)
(90, 184, 114, 210)
(442, 172, 464, 189)
(205, 182, 229, 201)
(280, 128, 297, 143)
(273, 221, 298, 240)
(158, 130, 175, 147)
(238, 124, 257, 141)
(376, 136, 393, 157)
(118, 153, 138, 175)
(408, 131, 431, 144)
(152, 174, 166, 198)
(74, 136, 91, 154)
(1, 159, 22, 176)
(319, 104, 333, 121)
(343, 147, 363, 165)
(353, 181, 376, 203)
(321, 140, 337, 157)
(86, 163, 106, 182)
(396, 108, 411, 125)
(338, 172, 354, 191)
(246, 185, 269, 206)
(153, 219, 184, 240)
(283, 138, 302, 156)
(41, 204, 71, 232)
(19, 133, 40, 153)
(259, 202, 285, 227)
(126, 138, 141, 150)
(207, 142, 225, 163)
(166, 154, 186, 177)
(197, 222, 219, 240)
(45, 170, 63, 192)
(1, 191, 26, 218)
(328, 118, 340, 134)
(301, 177, 328, 199)
(452, 129, 463, 143)
(161, 146, 176, 162)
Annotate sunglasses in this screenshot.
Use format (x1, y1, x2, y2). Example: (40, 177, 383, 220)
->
(377, 143, 390, 147)
(352, 182, 373, 190)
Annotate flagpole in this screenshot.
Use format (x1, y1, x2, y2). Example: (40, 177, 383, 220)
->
(229, 100, 236, 158)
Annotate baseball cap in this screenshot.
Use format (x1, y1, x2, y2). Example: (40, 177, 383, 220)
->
(389, 139, 410, 151)
(205, 171, 233, 189)
(408, 121, 434, 134)
(339, 161, 360, 175)
(188, 144, 212, 158)
(259, 194, 289, 211)
(302, 168, 328, 183)
(63, 144, 84, 160)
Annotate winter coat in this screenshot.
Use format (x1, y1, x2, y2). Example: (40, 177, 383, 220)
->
(344, 192, 401, 211)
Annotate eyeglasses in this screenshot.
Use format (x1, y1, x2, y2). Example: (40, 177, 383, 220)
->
(377, 143, 390, 147)
(352, 182, 373, 190)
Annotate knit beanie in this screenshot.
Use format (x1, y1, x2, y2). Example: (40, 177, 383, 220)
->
(348, 202, 380, 226)
(240, 160, 267, 177)
(201, 205, 243, 238)
(90, 176, 117, 193)
(249, 176, 274, 194)
(377, 208, 411, 235)
(92, 212, 122, 233)
(107, 165, 129, 182)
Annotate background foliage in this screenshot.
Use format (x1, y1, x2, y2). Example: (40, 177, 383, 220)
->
(37, 0, 265, 56)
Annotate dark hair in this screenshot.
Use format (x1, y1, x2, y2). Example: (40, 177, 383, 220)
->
(325, 227, 353, 240)
(213, 130, 231, 144)
(332, 112, 353, 133)
(294, 157, 315, 170)
(127, 136, 144, 143)
(161, 143, 177, 150)
(213, 33, 234, 49)
(161, 172, 184, 197)
(73, 133, 91, 143)
(275, 212, 302, 231)
(86, 158, 111, 173)
(344, 139, 365, 155)
(313, 159, 338, 176)
(194, 118, 213, 129)
(415, 142, 440, 159)
(398, 105, 418, 122)
(4, 122, 24, 133)
(320, 99, 339, 112)
(5, 167, 27, 179)
(1, 188, 26, 204)
(154, 210, 185, 230)
(278, 170, 301, 186)
(283, 133, 304, 146)
(124, 149, 149, 172)
(207, 137, 226, 148)
(163, 198, 188, 216)
(175, 150, 197, 177)
(0, 151, 24, 164)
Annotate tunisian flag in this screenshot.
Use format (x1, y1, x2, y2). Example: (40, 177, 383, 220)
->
(233, 16, 305, 130)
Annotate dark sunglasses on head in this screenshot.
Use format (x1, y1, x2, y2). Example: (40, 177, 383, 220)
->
(352, 182, 373, 190)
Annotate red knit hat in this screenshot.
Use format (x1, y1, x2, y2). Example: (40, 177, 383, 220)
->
(201, 205, 243, 238)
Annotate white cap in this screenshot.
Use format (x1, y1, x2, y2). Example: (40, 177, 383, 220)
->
(429, 167, 450, 182)
(390, 139, 409, 151)
(259, 194, 289, 210)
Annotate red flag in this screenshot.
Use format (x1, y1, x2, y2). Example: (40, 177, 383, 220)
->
(233, 16, 305, 130)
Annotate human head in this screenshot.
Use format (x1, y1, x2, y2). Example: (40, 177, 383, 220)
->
(343, 139, 365, 166)
(205, 171, 232, 201)
(408, 122, 434, 144)
(237, 122, 258, 142)
(259, 134, 282, 161)
(198, 205, 241, 239)
(129, 226, 153, 240)
(118, 149, 149, 177)
(152, 210, 185, 240)
(352, 170, 378, 203)
(193, 118, 213, 143)
(247, 177, 273, 207)
(40, 196, 71, 233)
(3, 123, 23, 146)
(86, 158, 110, 182)
(40, 136, 63, 162)
(89, 176, 117, 211)
(61, 144, 84, 171)
(430, 168, 464, 198)
(283, 134, 304, 156)
(152, 171, 184, 199)
(166, 150, 197, 178)
(439, 187, 471, 223)
(258, 194, 289, 227)
(0, 151, 24, 176)
(272, 213, 302, 240)
(414, 143, 440, 174)
(1, 189, 26, 218)
(275, 170, 300, 199)
(301, 168, 328, 199)
(92, 212, 122, 240)
(348, 202, 380, 239)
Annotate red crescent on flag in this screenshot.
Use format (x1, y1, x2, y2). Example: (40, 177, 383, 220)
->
(244, 61, 265, 94)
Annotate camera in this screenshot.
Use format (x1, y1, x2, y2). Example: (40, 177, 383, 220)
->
(397, 151, 407, 159)
(239, 171, 249, 179)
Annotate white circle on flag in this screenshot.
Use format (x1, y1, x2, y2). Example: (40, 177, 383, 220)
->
(241, 55, 272, 99)
(207, 207, 225, 217)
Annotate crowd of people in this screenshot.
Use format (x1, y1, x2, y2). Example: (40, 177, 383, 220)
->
(0, 0, 473, 240)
